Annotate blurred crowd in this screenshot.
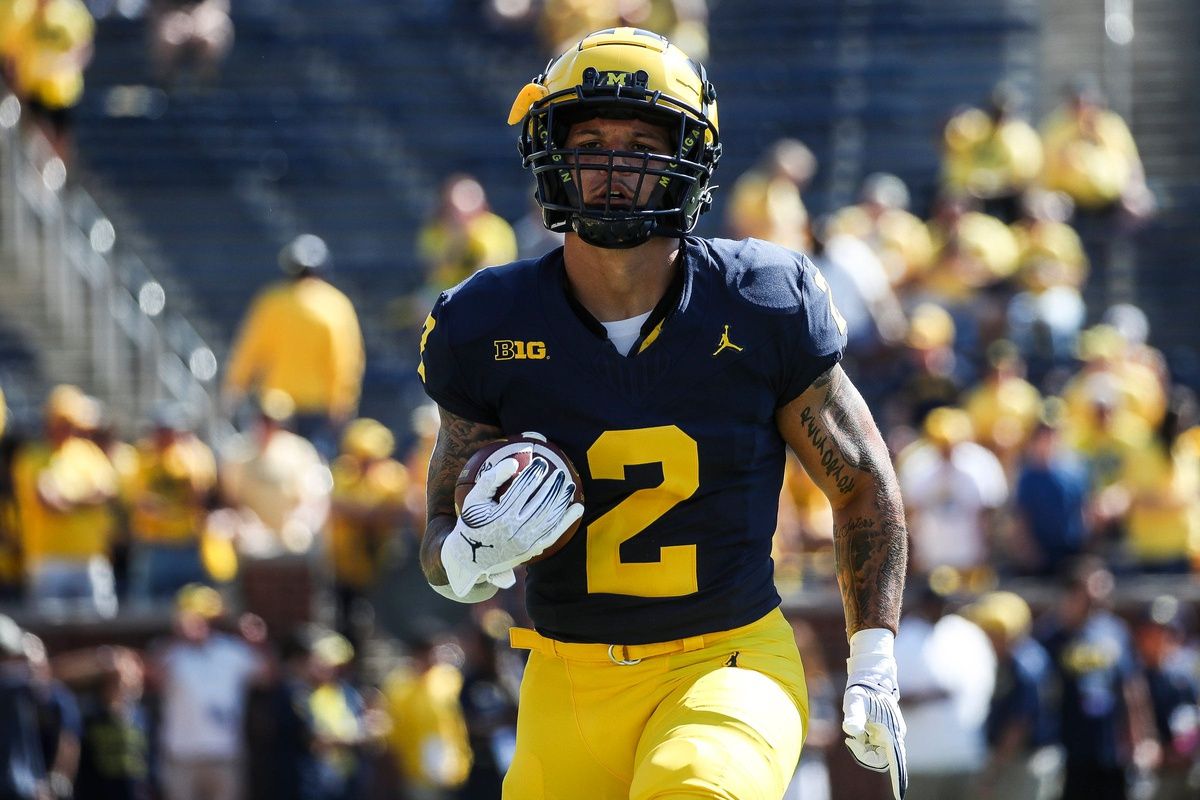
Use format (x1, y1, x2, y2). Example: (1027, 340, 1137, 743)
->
(1, 1, 1198, 799)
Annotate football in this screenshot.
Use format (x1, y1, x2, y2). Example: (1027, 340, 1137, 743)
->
(454, 433, 585, 564)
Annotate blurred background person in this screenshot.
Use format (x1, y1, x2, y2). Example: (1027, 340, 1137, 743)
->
(1040, 75, 1154, 224)
(223, 234, 365, 461)
(881, 302, 966, 436)
(963, 591, 1063, 800)
(1036, 558, 1159, 800)
(70, 647, 151, 800)
(417, 173, 516, 292)
(0, 0, 94, 161)
(394, 173, 518, 340)
(725, 137, 816, 252)
(828, 172, 934, 291)
(898, 406, 1008, 583)
(894, 573, 996, 800)
(1094, 389, 1200, 574)
(963, 339, 1044, 476)
(382, 621, 472, 799)
(24, 634, 80, 800)
(1005, 189, 1089, 372)
(809, 216, 906, 358)
(127, 404, 218, 605)
(146, 584, 272, 800)
(0, 614, 51, 800)
(326, 417, 410, 652)
(1131, 596, 1200, 800)
(940, 82, 1043, 222)
(271, 625, 372, 800)
(1061, 323, 1167, 439)
(146, 0, 234, 90)
(456, 609, 519, 800)
(218, 390, 330, 559)
(920, 193, 1020, 352)
(1010, 401, 1092, 578)
(10, 385, 118, 618)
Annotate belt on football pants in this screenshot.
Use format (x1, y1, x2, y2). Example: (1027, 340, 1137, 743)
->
(509, 611, 775, 666)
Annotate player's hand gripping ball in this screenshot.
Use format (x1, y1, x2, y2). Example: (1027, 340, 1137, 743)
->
(454, 432, 584, 564)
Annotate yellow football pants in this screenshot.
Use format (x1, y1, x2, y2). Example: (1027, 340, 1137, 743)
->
(503, 608, 809, 800)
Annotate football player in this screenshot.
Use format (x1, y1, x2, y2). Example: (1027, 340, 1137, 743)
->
(417, 28, 909, 800)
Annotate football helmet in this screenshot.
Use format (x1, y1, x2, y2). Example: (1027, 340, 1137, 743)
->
(509, 28, 721, 249)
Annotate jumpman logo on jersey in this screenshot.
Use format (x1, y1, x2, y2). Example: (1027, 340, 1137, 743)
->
(712, 325, 744, 356)
(458, 531, 493, 563)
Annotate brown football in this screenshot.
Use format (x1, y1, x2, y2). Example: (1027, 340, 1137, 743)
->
(454, 433, 585, 564)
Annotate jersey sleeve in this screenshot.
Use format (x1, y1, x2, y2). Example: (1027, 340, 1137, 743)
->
(416, 292, 501, 426)
(776, 253, 848, 404)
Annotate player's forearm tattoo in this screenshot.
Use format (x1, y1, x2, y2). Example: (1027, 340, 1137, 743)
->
(420, 409, 502, 584)
(835, 503, 907, 635)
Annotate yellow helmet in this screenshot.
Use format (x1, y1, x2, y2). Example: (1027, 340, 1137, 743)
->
(509, 28, 721, 248)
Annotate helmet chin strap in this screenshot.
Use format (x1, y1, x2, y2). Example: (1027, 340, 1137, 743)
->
(571, 215, 657, 249)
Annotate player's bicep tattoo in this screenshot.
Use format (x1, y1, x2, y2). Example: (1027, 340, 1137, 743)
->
(778, 364, 907, 634)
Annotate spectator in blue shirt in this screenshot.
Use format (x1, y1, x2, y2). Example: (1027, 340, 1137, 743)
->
(1037, 558, 1159, 800)
(0, 615, 48, 800)
(1132, 596, 1200, 800)
(26, 635, 81, 800)
(1013, 407, 1091, 577)
(964, 590, 1063, 800)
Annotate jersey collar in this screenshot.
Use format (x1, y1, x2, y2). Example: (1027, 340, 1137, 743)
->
(551, 241, 691, 357)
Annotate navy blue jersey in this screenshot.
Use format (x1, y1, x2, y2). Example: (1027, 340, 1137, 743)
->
(419, 237, 846, 644)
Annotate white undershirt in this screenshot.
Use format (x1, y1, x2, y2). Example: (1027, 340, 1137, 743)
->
(601, 311, 652, 356)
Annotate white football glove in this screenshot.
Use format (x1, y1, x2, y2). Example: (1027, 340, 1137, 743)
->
(843, 628, 908, 800)
(440, 452, 583, 599)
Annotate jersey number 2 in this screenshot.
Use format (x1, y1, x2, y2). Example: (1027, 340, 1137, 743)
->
(585, 426, 699, 597)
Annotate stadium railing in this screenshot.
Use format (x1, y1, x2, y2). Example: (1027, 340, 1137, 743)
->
(0, 92, 233, 444)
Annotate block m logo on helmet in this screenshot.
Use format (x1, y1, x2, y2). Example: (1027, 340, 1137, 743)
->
(494, 340, 548, 361)
(582, 69, 649, 90)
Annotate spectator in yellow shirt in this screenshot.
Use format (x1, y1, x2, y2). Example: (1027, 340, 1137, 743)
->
(10, 384, 118, 616)
(725, 138, 815, 252)
(128, 404, 218, 603)
(418, 173, 518, 292)
(827, 173, 934, 288)
(327, 418, 409, 648)
(224, 234, 365, 460)
(941, 83, 1043, 222)
(1010, 189, 1088, 292)
(383, 622, 472, 795)
(1096, 394, 1200, 573)
(3, 0, 94, 160)
(923, 194, 1021, 304)
(964, 340, 1043, 475)
(1062, 324, 1167, 432)
(1040, 77, 1154, 218)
